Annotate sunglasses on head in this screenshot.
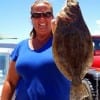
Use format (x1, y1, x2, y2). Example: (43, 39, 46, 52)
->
(31, 11, 53, 18)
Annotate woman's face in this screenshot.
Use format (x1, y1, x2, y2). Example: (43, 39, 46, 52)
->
(31, 3, 53, 36)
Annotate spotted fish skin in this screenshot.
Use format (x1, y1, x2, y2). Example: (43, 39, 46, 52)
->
(52, 0, 93, 100)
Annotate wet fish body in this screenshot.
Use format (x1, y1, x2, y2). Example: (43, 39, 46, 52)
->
(52, 0, 93, 100)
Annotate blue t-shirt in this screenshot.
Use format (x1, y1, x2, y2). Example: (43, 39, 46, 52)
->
(10, 37, 71, 100)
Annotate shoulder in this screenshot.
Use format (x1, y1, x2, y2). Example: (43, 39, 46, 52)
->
(12, 38, 29, 53)
(18, 39, 28, 45)
(10, 39, 29, 61)
(15, 39, 28, 48)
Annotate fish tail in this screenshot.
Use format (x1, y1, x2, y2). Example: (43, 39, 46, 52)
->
(70, 82, 89, 100)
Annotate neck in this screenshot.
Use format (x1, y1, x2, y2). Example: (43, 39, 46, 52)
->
(31, 33, 52, 50)
(36, 33, 52, 42)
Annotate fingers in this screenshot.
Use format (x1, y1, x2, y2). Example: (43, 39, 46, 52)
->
(51, 19, 57, 34)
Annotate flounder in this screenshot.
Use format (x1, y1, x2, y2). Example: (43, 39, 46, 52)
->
(52, 0, 94, 100)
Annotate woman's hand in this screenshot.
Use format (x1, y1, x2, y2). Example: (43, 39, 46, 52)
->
(51, 18, 57, 34)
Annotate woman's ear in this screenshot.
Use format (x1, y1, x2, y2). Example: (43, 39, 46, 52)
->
(51, 18, 57, 34)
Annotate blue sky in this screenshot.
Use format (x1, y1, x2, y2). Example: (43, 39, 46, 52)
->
(0, 0, 100, 42)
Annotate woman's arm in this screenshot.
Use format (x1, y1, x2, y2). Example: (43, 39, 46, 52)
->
(1, 60, 19, 100)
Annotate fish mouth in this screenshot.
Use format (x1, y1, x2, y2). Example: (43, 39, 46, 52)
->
(67, 0, 78, 6)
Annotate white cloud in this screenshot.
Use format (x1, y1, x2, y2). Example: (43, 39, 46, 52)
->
(92, 19, 100, 36)
(96, 20, 100, 25)
(93, 30, 100, 36)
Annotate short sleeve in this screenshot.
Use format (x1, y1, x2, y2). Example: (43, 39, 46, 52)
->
(10, 43, 21, 61)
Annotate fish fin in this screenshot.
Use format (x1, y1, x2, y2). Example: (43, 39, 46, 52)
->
(70, 82, 89, 100)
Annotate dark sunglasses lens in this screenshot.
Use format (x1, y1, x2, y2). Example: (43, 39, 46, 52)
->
(31, 13, 41, 18)
(44, 12, 52, 17)
(31, 12, 52, 18)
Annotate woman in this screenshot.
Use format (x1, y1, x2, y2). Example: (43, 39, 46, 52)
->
(1, 0, 71, 100)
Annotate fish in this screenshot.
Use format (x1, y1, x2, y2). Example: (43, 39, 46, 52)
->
(52, 0, 94, 100)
